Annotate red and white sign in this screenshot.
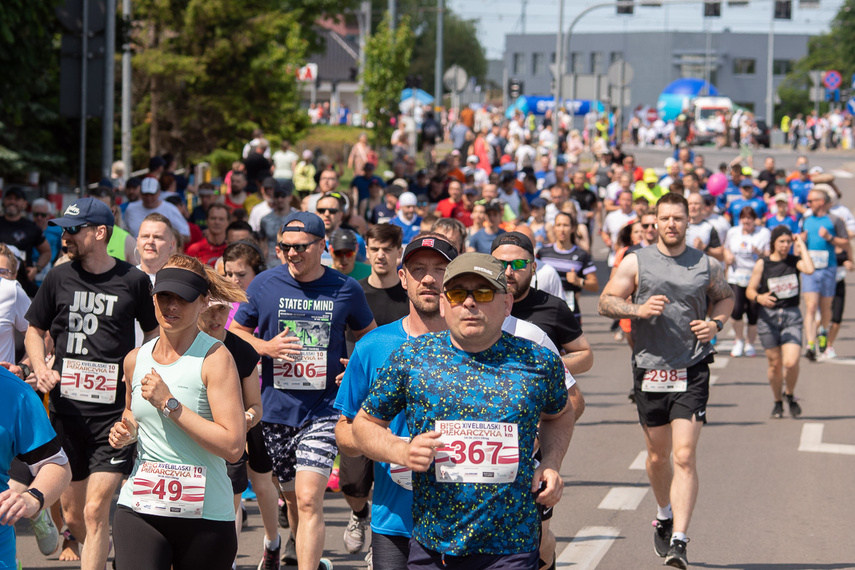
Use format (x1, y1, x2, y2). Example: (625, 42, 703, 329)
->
(132, 462, 206, 518)
(296, 63, 318, 82)
(434, 420, 519, 484)
(60, 358, 119, 403)
(642, 368, 688, 393)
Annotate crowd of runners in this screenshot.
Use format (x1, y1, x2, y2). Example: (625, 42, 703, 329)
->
(1, 106, 852, 570)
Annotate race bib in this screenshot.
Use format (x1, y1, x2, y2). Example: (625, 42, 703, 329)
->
(272, 314, 331, 390)
(60, 359, 119, 403)
(564, 290, 576, 313)
(389, 436, 412, 491)
(434, 421, 519, 484)
(836, 266, 847, 282)
(131, 462, 206, 518)
(731, 268, 752, 288)
(641, 368, 687, 393)
(767, 274, 799, 299)
(809, 250, 829, 269)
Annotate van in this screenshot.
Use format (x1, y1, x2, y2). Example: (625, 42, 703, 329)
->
(692, 96, 733, 145)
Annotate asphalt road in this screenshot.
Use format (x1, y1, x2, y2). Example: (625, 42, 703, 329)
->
(15, 145, 855, 570)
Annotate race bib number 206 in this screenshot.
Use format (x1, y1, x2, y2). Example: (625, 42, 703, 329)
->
(434, 420, 519, 484)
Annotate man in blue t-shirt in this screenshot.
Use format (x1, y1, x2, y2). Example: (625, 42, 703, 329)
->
(232, 211, 376, 570)
(800, 187, 849, 360)
(726, 178, 767, 223)
(0, 368, 72, 568)
(351, 253, 571, 568)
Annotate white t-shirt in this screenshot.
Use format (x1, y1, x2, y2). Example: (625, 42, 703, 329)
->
(124, 200, 190, 238)
(272, 149, 299, 179)
(502, 316, 575, 390)
(725, 226, 770, 286)
(0, 278, 30, 364)
(706, 213, 731, 245)
(248, 201, 273, 233)
(533, 262, 565, 299)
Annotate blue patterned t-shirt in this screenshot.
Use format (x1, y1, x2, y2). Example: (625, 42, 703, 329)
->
(362, 330, 567, 556)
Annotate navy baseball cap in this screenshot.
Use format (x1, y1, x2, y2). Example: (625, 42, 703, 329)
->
(280, 211, 325, 238)
(739, 178, 754, 188)
(402, 235, 459, 263)
(50, 197, 114, 228)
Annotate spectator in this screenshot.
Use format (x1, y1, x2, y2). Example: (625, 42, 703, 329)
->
(123, 177, 191, 240)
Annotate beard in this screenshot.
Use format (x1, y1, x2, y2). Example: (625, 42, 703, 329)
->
(409, 287, 441, 318)
(508, 271, 533, 300)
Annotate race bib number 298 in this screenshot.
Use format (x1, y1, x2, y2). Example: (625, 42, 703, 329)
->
(642, 369, 687, 392)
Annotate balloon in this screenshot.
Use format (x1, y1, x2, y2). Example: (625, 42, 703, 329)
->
(707, 172, 728, 197)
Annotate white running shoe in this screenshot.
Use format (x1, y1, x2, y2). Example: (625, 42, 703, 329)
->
(820, 346, 838, 360)
(343, 511, 369, 554)
(30, 509, 59, 556)
(744, 343, 756, 357)
(730, 340, 745, 357)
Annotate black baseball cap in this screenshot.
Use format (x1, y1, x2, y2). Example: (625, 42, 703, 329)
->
(402, 235, 458, 264)
(490, 231, 534, 256)
(330, 229, 358, 251)
(49, 197, 115, 228)
(3, 187, 26, 200)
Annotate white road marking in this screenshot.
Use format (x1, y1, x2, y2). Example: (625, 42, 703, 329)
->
(710, 374, 719, 386)
(710, 357, 730, 369)
(629, 450, 647, 470)
(831, 169, 854, 179)
(816, 357, 855, 366)
(598, 487, 649, 510)
(556, 526, 621, 569)
(798, 423, 855, 456)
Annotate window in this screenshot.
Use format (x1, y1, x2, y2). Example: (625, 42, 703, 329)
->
(513, 53, 526, 75)
(733, 58, 756, 75)
(570, 52, 584, 73)
(727, 0, 748, 5)
(610, 51, 623, 64)
(773, 59, 794, 75)
(678, 54, 717, 86)
(704, 1, 721, 16)
(617, 1, 634, 14)
(590, 52, 602, 74)
(550, 52, 556, 64)
(774, 0, 792, 19)
(532, 53, 544, 76)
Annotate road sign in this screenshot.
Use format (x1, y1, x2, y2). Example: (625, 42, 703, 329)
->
(646, 108, 659, 122)
(443, 65, 468, 92)
(823, 70, 841, 90)
(607, 60, 634, 87)
(296, 63, 318, 82)
(847, 98, 855, 115)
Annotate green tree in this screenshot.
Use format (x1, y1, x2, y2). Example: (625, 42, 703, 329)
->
(361, 15, 413, 146)
(131, 0, 312, 169)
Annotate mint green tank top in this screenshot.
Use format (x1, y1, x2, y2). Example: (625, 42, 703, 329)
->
(117, 332, 234, 521)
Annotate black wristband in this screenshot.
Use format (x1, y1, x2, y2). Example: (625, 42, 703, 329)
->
(712, 319, 725, 332)
(24, 488, 45, 511)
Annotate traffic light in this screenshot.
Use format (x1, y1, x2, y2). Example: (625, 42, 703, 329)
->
(509, 78, 524, 99)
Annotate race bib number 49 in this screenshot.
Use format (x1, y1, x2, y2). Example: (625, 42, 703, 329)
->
(434, 421, 519, 484)
(132, 462, 206, 518)
(60, 359, 119, 403)
(642, 369, 687, 392)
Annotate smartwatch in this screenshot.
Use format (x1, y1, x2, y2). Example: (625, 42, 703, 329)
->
(712, 319, 725, 332)
(162, 398, 181, 418)
(17, 363, 31, 380)
(24, 488, 45, 511)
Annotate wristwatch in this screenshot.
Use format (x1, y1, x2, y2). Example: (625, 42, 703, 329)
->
(712, 319, 725, 332)
(24, 488, 45, 511)
(17, 363, 31, 380)
(162, 398, 181, 418)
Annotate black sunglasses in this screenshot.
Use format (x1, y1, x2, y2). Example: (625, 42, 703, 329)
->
(317, 207, 340, 215)
(499, 259, 532, 271)
(32, 212, 49, 218)
(65, 223, 94, 235)
(278, 237, 322, 253)
(641, 223, 654, 229)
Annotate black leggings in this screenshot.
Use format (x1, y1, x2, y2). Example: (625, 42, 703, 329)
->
(730, 284, 758, 325)
(832, 278, 846, 324)
(113, 506, 237, 570)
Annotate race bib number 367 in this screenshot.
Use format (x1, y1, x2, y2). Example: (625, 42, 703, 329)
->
(132, 462, 206, 518)
(642, 369, 687, 392)
(434, 421, 519, 484)
(60, 359, 119, 403)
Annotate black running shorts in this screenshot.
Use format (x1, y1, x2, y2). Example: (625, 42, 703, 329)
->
(50, 411, 135, 481)
(632, 358, 711, 427)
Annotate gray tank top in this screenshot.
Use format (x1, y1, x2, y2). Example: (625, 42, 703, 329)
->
(632, 245, 714, 369)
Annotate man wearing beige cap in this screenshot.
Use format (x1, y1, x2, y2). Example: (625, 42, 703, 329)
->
(353, 252, 571, 569)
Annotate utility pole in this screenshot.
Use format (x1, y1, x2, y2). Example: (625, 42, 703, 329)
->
(389, 0, 396, 33)
(521, 0, 528, 34)
(79, 0, 89, 192)
(358, 1, 371, 118)
(435, 0, 444, 109)
(102, 0, 116, 179)
(121, 0, 132, 177)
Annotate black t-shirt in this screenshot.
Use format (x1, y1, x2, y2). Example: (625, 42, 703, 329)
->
(511, 288, 583, 349)
(244, 153, 271, 185)
(0, 218, 45, 266)
(223, 330, 260, 380)
(25, 260, 158, 417)
(359, 278, 409, 327)
(758, 254, 801, 310)
(757, 170, 777, 196)
(570, 187, 598, 212)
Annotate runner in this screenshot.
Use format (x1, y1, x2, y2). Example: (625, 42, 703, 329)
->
(746, 227, 814, 418)
(231, 211, 376, 570)
(598, 192, 734, 569)
(723, 207, 770, 358)
(352, 252, 572, 569)
(24, 197, 159, 570)
(0, 367, 72, 569)
(109, 255, 247, 570)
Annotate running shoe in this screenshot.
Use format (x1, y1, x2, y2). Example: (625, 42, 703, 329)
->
(343, 511, 370, 554)
(30, 509, 59, 556)
(771, 401, 784, 419)
(326, 468, 340, 493)
(257, 536, 281, 570)
(652, 518, 673, 557)
(664, 539, 689, 569)
(243, 480, 257, 501)
(785, 394, 802, 418)
(817, 328, 828, 353)
(318, 559, 334, 570)
(364, 547, 373, 570)
(281, 535, 297, 566)
(730, 340, 744, 357)
(278, 501, 290, 529)
(743, 343, 756, 357)
(820, 346, 838, 360)
(805, 343, 817, 361)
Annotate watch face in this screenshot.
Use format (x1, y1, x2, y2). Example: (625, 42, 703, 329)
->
(167, 398, 179, 410)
